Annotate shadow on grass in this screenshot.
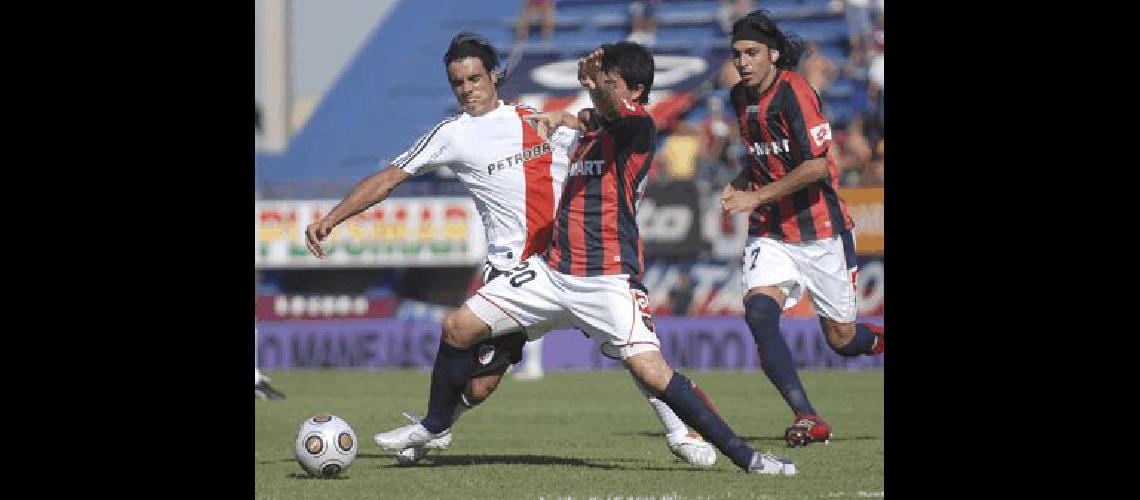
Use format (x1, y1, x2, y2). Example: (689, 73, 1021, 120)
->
(618, 430, 881, 444)
(286, 473, 349, 480)
(356, 453, 746, 473)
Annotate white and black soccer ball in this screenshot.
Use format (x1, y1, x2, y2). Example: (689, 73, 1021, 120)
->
(294, 414, 358, 478)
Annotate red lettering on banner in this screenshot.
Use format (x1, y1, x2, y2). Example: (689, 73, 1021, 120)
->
(260, 210, 296, 224)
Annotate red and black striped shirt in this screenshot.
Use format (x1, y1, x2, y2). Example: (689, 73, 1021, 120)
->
(548, 99, 655, 278)
(730, 70, 854, 242)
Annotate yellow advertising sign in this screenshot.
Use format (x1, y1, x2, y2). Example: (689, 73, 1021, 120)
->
(839, 187, 884, 254)
(255, 198, 487, 268)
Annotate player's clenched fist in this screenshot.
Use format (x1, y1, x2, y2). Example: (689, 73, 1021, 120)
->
(578, 48, 603, 90)
(721, 185, 765, 216)
(305, 219, 335, 259)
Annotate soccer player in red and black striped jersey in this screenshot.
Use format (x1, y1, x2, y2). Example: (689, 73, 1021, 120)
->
(720, 10, 885, 447)
(476, 43, 794, 474)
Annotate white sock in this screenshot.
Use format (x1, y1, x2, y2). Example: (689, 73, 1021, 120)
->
(630, 373, 689, 442)
(255, 368, 263, 385)
(522, 338, 544, 374)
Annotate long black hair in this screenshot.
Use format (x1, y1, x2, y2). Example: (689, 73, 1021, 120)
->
(731, 10, 805, 70)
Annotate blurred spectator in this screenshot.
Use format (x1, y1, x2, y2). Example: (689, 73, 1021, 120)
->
(835, 115, 873, 187)
(861, 138, 883, 187)
(841, 37, 869, 82)
(844, 0, 874, 48)
(718, 59, 742, 89)
(516, 0, 556, 43)
(867, 10, 884, 132)
(659, 123, 702, 181)
(799, 41, 838, 93)
(627, 0, 661, 46)
(717, 0, 754, 34)
(667, 270, 695, 316)
(255, 101, 263, 134)
(696, 96, 736, 187)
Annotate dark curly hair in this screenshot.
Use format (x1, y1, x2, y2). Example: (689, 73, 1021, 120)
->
(598, 41, 655, 104)
(731, 10, 805, 70)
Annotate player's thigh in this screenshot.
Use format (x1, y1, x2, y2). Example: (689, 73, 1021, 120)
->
(464, 256, 572, 340)
(797, 232, 859, 324)
(565, 275, 662, 361)
(741, 236, 804, 310)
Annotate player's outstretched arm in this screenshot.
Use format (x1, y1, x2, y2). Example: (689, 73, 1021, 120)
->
(523, 110, 585, 139)
(305, 167, 412, 258)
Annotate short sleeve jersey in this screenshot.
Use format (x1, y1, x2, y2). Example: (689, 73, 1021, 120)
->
(393, 101, 579, 271)
(730, 70, 854, 242)
(547, 98, 655, 279)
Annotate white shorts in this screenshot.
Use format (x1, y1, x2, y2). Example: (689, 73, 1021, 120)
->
(466, 255, 661, 360)
(741, 232, 859, 323)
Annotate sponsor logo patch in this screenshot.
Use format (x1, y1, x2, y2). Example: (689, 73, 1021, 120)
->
(810, 123, 832, 147)
(477, 344, 496, 366)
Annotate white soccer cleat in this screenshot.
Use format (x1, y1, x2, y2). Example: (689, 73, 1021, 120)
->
(395, 446, 427, 465)
(373, 417, 450, 452)
(667, 434, 717, 467)
(748, 451, 797, 476)
(387, 412, 454, 464)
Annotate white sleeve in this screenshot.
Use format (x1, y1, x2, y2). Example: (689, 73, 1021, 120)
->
(391, 117, 460, 175)
(548, 126, 581, 156)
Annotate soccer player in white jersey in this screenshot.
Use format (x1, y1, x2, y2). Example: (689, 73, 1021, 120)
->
(304, 33, 716, 467)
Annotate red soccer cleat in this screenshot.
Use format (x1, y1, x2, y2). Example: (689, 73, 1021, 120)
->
(784, 414, 832, 447)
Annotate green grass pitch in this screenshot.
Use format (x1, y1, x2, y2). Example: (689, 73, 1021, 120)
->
(256, 369, 883, 499)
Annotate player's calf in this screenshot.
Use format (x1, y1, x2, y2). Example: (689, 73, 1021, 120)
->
(822, 319, 882, 357)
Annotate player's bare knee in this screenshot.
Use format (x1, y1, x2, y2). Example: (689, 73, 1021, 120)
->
(466, 374, 502, 405)
(442, 313, 475, 349)
(625, 351, 672, 395)
(822, 320, 858, 356)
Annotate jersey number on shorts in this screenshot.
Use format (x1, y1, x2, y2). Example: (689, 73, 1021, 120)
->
(503, 261, 537, 287)
(749, 247, 762, 270)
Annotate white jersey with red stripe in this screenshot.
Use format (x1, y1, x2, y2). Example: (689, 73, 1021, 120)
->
(393, 101, 579, 271)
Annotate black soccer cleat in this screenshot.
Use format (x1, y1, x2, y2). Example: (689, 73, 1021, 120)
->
(255, 380, 286, 400)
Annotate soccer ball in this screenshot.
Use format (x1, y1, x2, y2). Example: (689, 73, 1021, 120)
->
(294, 414, 358, 478)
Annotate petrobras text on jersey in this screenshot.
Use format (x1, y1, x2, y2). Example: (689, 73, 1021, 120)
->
(486, 142, 552, 175)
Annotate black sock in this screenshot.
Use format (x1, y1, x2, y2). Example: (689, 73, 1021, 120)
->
(659, 372, 755, 470)
(744, 294, 816, 416)
(834, 323, 878, 356)
(420, 339, 476, 434)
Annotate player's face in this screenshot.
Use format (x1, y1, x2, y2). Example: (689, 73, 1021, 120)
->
(448, 57, 499, 116)
(599, 69, 645, 104)
(732, 40, 778, 87)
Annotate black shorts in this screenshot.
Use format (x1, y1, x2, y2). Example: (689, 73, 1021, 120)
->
(471, 331, 528, 377)
(470, 261, 527, 377)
